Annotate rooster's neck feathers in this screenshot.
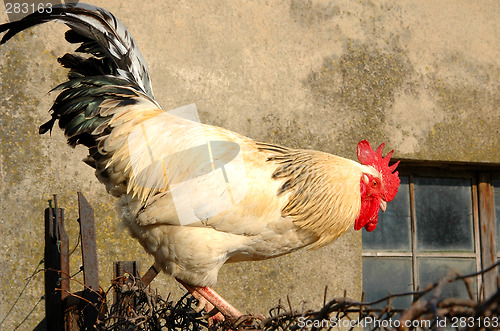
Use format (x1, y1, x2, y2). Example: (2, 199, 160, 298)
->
(258, 143, 374, 248)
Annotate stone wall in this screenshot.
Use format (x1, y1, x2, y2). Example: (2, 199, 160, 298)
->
(0, 1, 498, 329)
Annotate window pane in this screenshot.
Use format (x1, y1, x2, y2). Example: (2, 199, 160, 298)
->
(493, 179, 500, 254)
(418, 258, 477, 300)
(363, 176, 411, 251)
(362, 257, 412, 308)
(414, 177, 473, 252)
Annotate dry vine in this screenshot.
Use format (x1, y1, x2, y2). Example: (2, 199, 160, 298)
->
(59, 261, 499, 330)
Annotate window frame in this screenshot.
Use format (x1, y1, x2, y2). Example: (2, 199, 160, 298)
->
(362, 159, 500, 300)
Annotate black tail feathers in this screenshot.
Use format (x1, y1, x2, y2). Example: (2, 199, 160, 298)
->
(0, 3, 154, 98)
(0, 3, 159, 153)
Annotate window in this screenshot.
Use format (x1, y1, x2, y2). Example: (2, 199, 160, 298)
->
(362, 161, 500, 306)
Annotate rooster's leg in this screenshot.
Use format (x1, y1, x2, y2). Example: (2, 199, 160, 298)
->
(182, 283, 225, 322)
(195, 286, 243, 320)
(177, 279, 242, 322)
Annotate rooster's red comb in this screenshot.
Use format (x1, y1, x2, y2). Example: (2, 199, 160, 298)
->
(357, 140, 400, 201)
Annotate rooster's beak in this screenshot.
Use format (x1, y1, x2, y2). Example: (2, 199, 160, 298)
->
(379, 200, 387, 212)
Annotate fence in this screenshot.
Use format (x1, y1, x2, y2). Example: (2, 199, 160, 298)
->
(37, 193, 500, 330)
(44, 193, 163, 330)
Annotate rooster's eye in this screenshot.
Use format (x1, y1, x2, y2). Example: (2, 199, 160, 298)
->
(372, 180, 378, 187)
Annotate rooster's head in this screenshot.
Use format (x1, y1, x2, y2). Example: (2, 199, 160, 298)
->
(354, 140, 400, 232)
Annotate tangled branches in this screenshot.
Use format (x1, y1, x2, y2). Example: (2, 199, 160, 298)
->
(260, 262, 500, 331)
(63, 261, 499, 330)
(100, 291, 206, 330)
(94, 276, 208, 331)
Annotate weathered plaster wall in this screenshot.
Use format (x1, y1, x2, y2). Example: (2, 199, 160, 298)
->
(0, 0, 498, 329)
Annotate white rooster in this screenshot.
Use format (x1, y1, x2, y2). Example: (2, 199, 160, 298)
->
(0, 3, 400, 322)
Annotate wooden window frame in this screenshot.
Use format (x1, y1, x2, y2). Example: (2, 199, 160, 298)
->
(362, 159, 500, 300)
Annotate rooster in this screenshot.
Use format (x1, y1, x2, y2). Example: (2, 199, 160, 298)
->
(0, 3, 400, 322)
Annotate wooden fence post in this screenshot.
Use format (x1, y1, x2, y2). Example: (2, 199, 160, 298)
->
(78, 192, 102, 330)
(113, 261, 141, 307)
(44, 196, 70, 330)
